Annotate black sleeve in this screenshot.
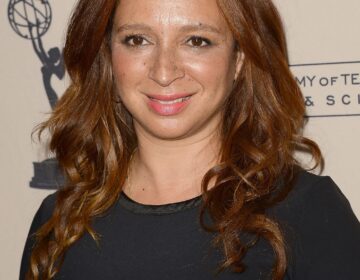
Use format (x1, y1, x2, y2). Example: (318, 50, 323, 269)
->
(19, 193, 57, 280)
(292, 177, 360, 279)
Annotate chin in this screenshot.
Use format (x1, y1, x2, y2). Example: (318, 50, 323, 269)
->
(135, 118, 198, 141)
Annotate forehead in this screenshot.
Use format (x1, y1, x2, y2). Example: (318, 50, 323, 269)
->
(113, 0, 229, 32)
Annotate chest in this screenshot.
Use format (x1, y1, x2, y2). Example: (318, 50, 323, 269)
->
(55, 208, 280, 280)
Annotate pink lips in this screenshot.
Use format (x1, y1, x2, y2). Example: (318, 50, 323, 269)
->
(146, 93, 193, 116)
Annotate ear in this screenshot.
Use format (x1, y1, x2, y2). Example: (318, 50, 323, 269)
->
(234, 51, 245, 81)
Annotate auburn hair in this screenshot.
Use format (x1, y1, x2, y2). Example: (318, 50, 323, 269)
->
(27, 0, 322, 279)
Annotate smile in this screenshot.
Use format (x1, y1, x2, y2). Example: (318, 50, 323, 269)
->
(149, 96, 191, 104)
(146, 93, 193, 116)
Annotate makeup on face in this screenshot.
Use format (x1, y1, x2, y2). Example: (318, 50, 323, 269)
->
(146, 93, 193, 116)
(110, 0, 242, 140)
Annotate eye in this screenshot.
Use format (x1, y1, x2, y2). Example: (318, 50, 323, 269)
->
(123, 35, 150, 47)
(186, 36, 211, 47)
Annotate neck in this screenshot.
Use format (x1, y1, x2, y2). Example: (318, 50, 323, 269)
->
(125, 127, 221, 205)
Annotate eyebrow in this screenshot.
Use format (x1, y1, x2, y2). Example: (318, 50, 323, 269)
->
(115, 23, 152, 33)
(114, 23, 223, 35)
(180, 24, 223, 35)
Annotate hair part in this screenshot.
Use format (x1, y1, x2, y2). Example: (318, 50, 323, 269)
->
(27, 0, 322, 279)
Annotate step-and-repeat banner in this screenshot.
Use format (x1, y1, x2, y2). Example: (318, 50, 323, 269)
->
(1, 0, 359, 278)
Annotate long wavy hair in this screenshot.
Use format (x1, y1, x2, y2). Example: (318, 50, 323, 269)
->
(27, 0, 322, 279)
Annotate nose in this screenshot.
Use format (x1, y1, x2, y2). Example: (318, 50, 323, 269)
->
(148, 46, 185, 87)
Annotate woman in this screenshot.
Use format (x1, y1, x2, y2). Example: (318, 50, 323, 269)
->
(20, 0, 360, 279)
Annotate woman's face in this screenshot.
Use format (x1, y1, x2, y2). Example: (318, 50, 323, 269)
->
(111, 0, 242, 141)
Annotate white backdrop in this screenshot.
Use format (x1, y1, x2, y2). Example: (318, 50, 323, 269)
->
(1, 1, 359, 279)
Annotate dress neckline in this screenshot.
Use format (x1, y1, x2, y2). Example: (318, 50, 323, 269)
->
(118, 191, 203, 215)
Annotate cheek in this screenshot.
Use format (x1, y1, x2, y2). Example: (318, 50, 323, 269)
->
(111, 51, 148, 94)
(183, 52, 235, 95)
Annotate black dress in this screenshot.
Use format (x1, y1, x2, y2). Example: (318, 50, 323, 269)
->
(20, 171, 360, 279)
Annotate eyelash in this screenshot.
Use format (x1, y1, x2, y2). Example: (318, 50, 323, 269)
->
(121, 35, 212, 48)
(122, 35, 150, 47)
(187, 36, 212, 48)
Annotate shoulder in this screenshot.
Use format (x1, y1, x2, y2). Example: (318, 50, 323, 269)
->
(23, 191, 59, 242)
(19, 191, 58, 279)
(269, 169, 359, 231)
(26, 191, 58, 238)
(269, 170, 360, 279)
(270, 170, 353, 218)
(36, 191, 58, 224)
(288, 169, 344, 202)
(293, 170, 354, 214)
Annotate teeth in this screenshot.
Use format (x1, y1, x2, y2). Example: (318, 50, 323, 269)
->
(151, 96, 191, 104)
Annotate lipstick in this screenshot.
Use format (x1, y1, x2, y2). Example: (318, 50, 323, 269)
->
(147, 93, 193, 116)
